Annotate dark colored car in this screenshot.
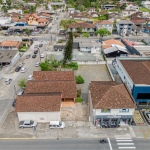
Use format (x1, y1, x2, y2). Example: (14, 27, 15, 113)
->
(26, 54, 31, 59)
(34, 50, 38, 54)
(12, 99, 16, 107)
(39, 44, 43, 47)
(32, 54, 36, 58)
(15, 66, 21, 72)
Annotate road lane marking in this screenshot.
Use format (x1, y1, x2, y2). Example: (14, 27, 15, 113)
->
(107, 138, 113, 150)
(117, 143, 134, 145)
(118, 147, 136, 149)
(116, 140, 132, 142)
(115, 138, 131, 140)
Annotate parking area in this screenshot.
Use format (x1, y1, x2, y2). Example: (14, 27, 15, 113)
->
(75, 65, 112, 102)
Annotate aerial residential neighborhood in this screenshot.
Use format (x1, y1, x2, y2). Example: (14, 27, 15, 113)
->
(0, 0, 150, 150)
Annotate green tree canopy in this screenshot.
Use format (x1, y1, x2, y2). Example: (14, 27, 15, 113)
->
(96, 28, 111, 37)
(18, 78, 27, 89)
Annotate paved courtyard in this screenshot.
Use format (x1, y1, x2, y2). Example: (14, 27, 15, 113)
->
(75, 65, 111, 102)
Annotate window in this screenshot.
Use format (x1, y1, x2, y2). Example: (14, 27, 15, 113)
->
(119, 109, 129, 112)
(137, 93, 150, 99)
(101, 109, 111, 113)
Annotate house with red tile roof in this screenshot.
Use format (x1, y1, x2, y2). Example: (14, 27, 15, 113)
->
(89, 81, 136, 126)
(15, 71, 77, 122)
(68, 22, 95, 34)
(94, 20, 113, 33)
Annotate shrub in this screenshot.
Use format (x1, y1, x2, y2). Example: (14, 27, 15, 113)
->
(76, 97, 83, 102)
(77, 89, 81, 97)
(18, 78, 27, 89)
(69, 62, 78, 70)
(75, 75, 84, 84)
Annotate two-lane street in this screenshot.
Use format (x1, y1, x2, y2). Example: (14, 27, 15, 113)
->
(0, 138, 149, 150)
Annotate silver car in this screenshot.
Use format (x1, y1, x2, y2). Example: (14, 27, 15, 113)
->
(19, 120, 37, 128)
(5, 78, 12, 85)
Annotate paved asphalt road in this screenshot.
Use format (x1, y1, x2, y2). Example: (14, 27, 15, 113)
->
(0, 138, 149, 150)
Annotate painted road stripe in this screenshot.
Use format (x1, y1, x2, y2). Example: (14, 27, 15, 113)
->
(117, 143, 134, 145)
(118, 147, 136, 149)
(116, 137, 131, 140)
(107, 138, 113, 150)
(116, 140, 133, 142)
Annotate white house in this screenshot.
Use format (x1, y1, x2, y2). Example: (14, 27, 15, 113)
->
(15, 95, 61, 122)
(79, 42, 101, 53)
(8, 9, 23, 15)
(141, 1, 150, 10)
(94, 20, 113, 33)
(126, 2, 139, 11)
(122, 10, 136, 17)
(88, 81, 136, 126)
(0, 17, 11, 26)
(68, 8, 75, 14)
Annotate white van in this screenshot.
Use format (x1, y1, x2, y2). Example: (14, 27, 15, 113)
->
(49, 121, 65, 129)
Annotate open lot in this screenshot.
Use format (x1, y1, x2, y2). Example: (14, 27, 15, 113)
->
(75, 65, 112, 102)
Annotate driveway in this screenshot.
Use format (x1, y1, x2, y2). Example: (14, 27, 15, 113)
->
(75, 65, 112, 102)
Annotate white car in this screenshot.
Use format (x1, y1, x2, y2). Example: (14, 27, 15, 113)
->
(40, 54, 45, 58)
(20, 68, 27, 73)
(35, 62, 40, 67)
(18, 62, 25, 67)
(28, 75, 33, 80)
(5, 78, 12, 85)
(49, 121, 65, 129)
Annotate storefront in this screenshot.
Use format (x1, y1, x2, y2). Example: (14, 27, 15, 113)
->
(94, 115, 133, 127)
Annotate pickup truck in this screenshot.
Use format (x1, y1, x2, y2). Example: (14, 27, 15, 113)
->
(19, 120, 37, 128)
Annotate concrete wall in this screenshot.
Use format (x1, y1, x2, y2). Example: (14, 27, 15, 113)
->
(17, 112, 61, 122)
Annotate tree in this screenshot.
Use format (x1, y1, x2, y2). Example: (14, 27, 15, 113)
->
(40, 62, 49, 71)
(63, 32, 73, 64)
(75, 75, 84, 84)
(96, 28, 111, 37)
(45, 4, 48, 10)
(77, 27, 82, 33)
(25, 28, 30, 36)
(98, 14, 108, 21)
(1, 6, 7, 13)
(6, 0, 11, 8)
(18, 78, 27, 89)
(82, 32, 90, 38)
(84, 0, 91, 8)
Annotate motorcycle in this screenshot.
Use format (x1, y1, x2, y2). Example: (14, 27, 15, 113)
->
(99, 139, 108, 144)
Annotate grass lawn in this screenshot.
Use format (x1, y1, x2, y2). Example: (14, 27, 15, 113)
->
(140, 7, 150, 12)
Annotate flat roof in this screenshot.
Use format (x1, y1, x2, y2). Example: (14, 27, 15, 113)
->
(0, 50, 18, 63)
(118, 57, 150, 84)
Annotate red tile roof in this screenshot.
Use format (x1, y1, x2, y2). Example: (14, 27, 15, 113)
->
(33, 71, 74, 81)
(95, 20, 113, 25)
(90, 81, 136, 109)
(25, 81, 77, 98)
(121, 60, 150, 84)
(15, 94, 61, 112)
(69, 22, 95, 28)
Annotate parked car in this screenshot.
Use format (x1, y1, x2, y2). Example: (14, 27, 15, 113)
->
(17, 89, 24, 96)
(5, 78, 12, 85)
(145, 112, 150, 123)
(28, 75, 33, 80)
(5, 63, 10, 67)
(19, 120, 37, 128)
(18, 62, 25, 67)
(34, 50, 38, 54)
(35, 62, 40, 67)
(40, 54, 45, 58)
(0, 65, 3, 71)
(20, 68, 27, 73)
(39, 44, 43, 47)
(12, 99, 16, 107)
(34, 45, 38, 48)
(49, 121, 65, 129)
(15, 66, 21, 72)
(32, 54, 36, 58)
(26, 54, 31, 59)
